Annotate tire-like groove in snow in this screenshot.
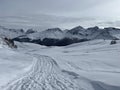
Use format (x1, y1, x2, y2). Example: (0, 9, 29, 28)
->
(3, 55, 83, 90)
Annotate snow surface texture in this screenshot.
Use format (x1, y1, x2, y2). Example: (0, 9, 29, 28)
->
(3, 55, 83, 90)
(0, 39, 120, 90)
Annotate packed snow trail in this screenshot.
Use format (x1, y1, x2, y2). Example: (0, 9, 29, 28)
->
(3, 55, 84, 90)
(2, 55, 120, 90)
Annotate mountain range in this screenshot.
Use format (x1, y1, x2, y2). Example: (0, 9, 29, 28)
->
(0, 25, 120, 46)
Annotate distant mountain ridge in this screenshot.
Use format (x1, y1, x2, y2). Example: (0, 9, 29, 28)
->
(0, 26, 25, 38)
(0, 25, 120, 46)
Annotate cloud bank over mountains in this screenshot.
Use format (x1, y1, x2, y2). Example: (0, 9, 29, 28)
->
(0, 0, 119, 17)
(0, 0, 120, 29)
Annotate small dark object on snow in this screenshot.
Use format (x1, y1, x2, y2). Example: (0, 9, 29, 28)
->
(110, 40, 117, 45)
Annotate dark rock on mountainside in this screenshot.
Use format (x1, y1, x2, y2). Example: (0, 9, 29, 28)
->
(87, 26, 99, 31)
(18, 37, 88, 46)
(46, 28, 63, 32)
(13, 35, 31, 42)
(26, 29, 37, 34)
(3, 37, 17, 48)
(110, 40, 117, 45)
(93, 29, 118, 40)
(67, 26, 85, 35)
(55, 38, 88, 46)
(41, 38, 59, 46)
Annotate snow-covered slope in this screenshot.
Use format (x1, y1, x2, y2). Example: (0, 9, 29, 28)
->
(67, 26, 118, 40)
(27, 28, 65, 40)
(17, 26, 120, 40)
(105, 27, 120, 39)
(0, 26, 25, 39)
(3, 55, 120, 90)
(0, 39, 120, 90)
(12, 26, 120, 46)
(4, 55, 83, 90)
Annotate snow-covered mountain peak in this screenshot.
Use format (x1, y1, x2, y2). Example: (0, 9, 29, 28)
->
(87, 26, 99, 30)
(1, 25, 120, 46)
(45, 28, 63, 33)
(0, 26, 25, 39)
(26, 29, 37, 34)
(68, 26, 85, 35)
(71, 26, 84, 30)
(27, 28, 64, 40)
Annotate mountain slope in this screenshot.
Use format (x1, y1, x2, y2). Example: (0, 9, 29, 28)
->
(67, 26, 118, 40)
(13, 26, 120, 46)
(27, 28, 65, 40)
(0, 25, 119, 46)
(0, 26, 25, 39)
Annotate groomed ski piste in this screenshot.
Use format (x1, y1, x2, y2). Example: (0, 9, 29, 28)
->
(0, 40, 120, 90)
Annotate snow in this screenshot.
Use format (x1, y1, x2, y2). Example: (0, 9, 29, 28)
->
(0, 26, 24, 39)
(15, 26, 120, 44)
(0, 39, 120, 90)
(27, 28, 65, 40)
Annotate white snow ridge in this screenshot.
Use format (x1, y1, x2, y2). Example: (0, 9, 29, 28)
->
(3, 55, 84, 90)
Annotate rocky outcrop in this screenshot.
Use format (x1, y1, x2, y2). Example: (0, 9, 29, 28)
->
(26, 29, 37, 34)
(3, 37, 17, 48)
(0, 37, 17, 48)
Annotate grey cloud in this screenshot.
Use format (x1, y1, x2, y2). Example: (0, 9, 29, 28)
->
(0, 0, 111, 16)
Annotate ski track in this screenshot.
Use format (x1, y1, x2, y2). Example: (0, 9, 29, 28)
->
(2, 55, 83, 90)
(2, 55, 120, 90)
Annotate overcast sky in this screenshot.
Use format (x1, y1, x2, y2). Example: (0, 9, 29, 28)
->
(0, 0, 120, 17)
